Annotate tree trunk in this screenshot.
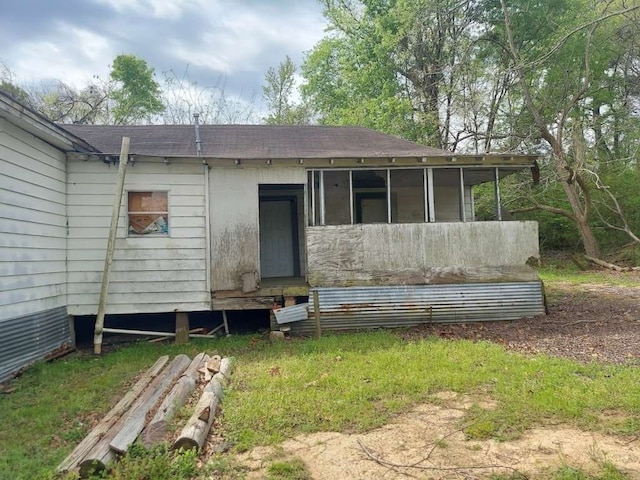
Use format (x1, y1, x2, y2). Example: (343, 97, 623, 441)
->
(559, 176, 601, 258)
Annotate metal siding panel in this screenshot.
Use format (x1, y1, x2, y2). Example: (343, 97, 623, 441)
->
(274, 303, 309, 324)
(288, 282, 545, 335)
(0, 306, 71, 382)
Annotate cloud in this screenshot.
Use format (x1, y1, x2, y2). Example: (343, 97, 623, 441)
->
(0, 0, 326, 114)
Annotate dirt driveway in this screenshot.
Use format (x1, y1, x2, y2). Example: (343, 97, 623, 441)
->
(232, 277, 640, 479)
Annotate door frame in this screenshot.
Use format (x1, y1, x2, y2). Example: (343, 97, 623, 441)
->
(259, 195, 301, 278)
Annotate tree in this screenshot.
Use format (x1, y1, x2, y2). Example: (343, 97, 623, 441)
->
(0, 61, 30, 103)
(302, 0, 494, 149)
(262, 56, 312, 124)
(109, 54, 164, 124)
(162, 67, 256, 125)
(491, 0, 640, 257)
(27, 79, 110, 124)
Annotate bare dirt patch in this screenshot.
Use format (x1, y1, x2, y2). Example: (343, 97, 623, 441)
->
(403, 276, 640, 365)
(236, 392, 640, 479)
(221, 278, 640, 479)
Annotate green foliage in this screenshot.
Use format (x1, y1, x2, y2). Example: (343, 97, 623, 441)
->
(70, 444, 197, 480)
(262, 56, 312, 125)
(109, 54, 164, 124)
(302, 0, 481, 147)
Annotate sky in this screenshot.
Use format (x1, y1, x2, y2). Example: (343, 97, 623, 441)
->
(0, 0, 327, 114)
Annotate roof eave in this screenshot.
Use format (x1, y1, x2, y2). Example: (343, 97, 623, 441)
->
(0, 90, 99, 153)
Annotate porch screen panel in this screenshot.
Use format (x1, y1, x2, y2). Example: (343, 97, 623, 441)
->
(352, 170, 388, 224)
(390, 169, 425, 223)
(464, 168, 497, 221)
(323, 170, 351, 225)
(433, 169, 461, 222)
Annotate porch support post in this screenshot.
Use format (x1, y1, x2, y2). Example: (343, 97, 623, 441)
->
(423, 168, 428, 222)
(459, 167, 466, 222)
(386, 169, 391, 223)
(319, 170, 326, 226)
(427, 168, 435, 222)
(494, 167, 502, 221)
(175, 312, 189, 344)
(310, 170, 316, 226)
(348, 170, 354, 224)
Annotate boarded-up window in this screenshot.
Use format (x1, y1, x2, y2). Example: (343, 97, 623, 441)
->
(128, 192, 169, 235)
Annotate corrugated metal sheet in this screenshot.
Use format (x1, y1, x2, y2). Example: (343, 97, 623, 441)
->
(273, 303, 309, 324)
(289, 282, 545, 335)
(0, 307, 72, 383)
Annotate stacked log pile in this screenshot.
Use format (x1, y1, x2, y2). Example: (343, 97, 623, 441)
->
(57, 353, 232, 478)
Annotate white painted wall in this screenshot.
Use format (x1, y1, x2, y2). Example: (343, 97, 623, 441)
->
(66, 158, 209, 315)
(209, 167, 307, 291)
(0, 118, 68, 320)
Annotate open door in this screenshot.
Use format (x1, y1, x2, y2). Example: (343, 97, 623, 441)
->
(259, 185, 304, 279)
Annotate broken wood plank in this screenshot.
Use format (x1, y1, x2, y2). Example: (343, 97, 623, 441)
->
(57, 355, 169, 474)
(109, 354, 191, 453)
(141, 353, 208, 447)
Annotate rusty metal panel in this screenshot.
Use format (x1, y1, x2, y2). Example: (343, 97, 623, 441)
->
(0, 307, 71, 383)
(288, 282, 545, 335)
(273, 303, 309, 324)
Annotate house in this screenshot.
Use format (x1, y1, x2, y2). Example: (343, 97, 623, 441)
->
(0, 88, 544, 380)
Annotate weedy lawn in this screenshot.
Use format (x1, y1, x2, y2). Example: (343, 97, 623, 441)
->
(0, 269, 638, 480)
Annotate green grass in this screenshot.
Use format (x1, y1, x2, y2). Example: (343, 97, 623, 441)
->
(551, 462, 631, 480)
(1, 271, 638, 479)
(222, 333, 640, 450)
(267, 458, 311, 480)
(0, 339, 247, 480)
(538, 265, 640, 287)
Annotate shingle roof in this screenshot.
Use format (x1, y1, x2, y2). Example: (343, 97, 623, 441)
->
(61, 124, 450, 159)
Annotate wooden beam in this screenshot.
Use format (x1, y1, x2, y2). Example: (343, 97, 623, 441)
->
(94, 137, 130, 355)
(108, 355, 191, 454)
(57, 356, 169, 474)
(175, 312, 189, 345)
(212, 297, 278, 311)
(312, 290, 321, 339)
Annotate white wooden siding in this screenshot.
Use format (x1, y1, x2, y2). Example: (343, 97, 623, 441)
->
(66, 158, 209, 315)
(209, 167, 307, 291)
(0, 118, 68, 320)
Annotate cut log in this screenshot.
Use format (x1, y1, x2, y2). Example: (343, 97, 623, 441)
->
(173, 378, 224, 452)
(216, 357, 233, 385)
(109, 354, 191, 453)
(57, 355, 169, 474)
(141, 353, 208, 447)
(206, 355, 221, 373)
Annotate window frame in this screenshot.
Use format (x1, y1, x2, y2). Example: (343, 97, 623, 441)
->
(126, 190, 170, 237)
(308, 166, 509, 226)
